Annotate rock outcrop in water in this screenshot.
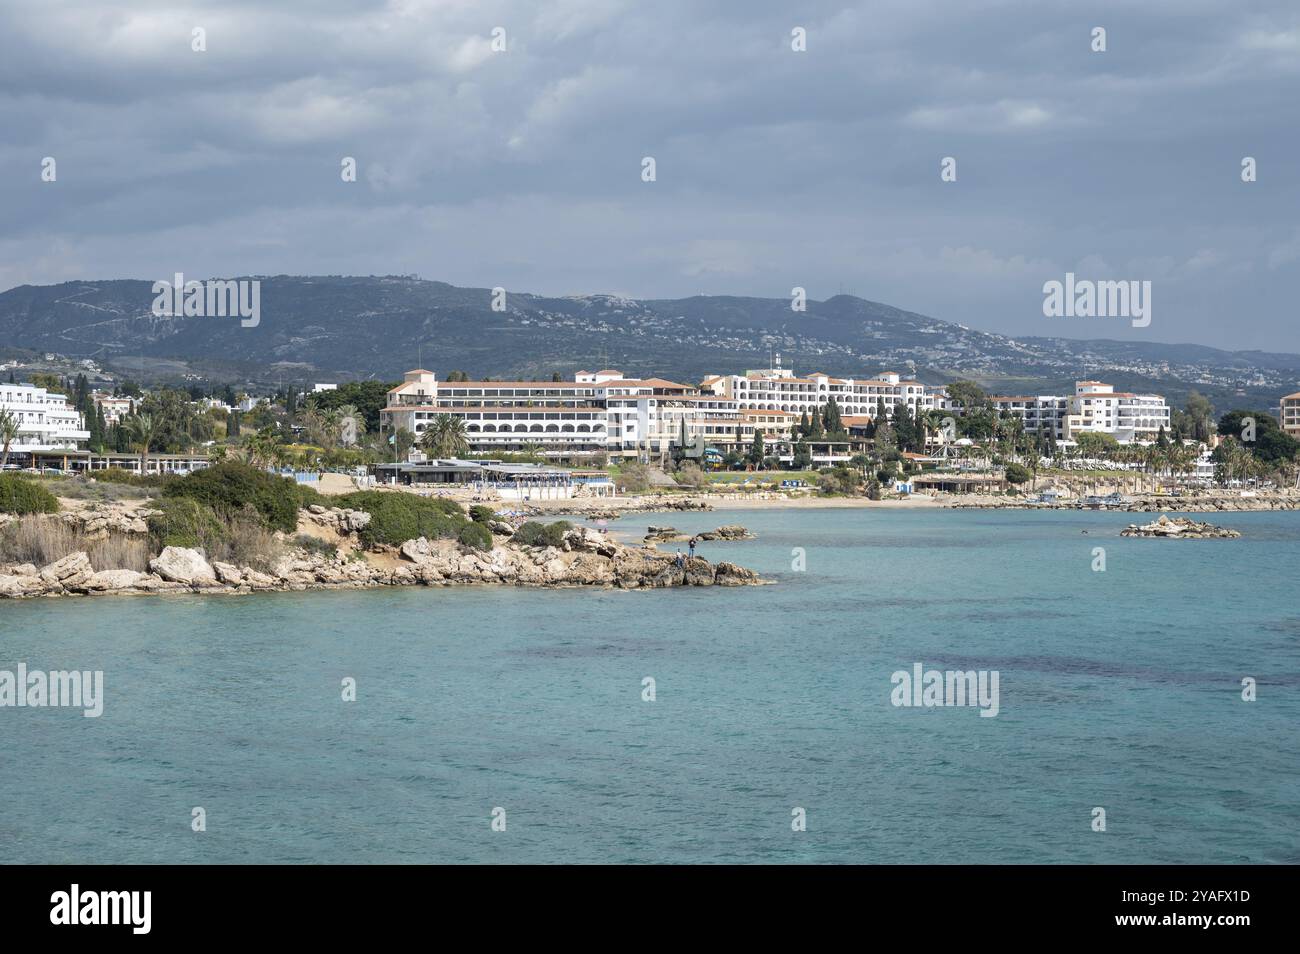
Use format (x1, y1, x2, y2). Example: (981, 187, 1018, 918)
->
(1121, 514, 1241, 538)
(0, 526, 763, 599)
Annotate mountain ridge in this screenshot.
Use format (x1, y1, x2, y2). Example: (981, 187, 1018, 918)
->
(0, 276, 1295, 410)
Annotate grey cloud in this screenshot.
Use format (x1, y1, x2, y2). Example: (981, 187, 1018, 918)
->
(0, 0, 1296, 351)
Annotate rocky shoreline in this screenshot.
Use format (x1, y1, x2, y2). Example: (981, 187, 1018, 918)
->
(0, 523, 765, 600)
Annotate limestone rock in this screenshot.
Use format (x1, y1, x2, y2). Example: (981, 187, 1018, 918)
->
(87, 569, 151, 591)
(39, 552, 95, 592)
(150, 546, 218, 585)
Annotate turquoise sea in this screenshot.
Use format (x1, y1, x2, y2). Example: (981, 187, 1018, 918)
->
(2, 507, 1297, 864)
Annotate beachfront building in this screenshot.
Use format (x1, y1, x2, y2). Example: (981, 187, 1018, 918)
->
(0, 383, 89, 463)
(1279, 392, 1300, 438)
(987, 382, 1169, 444)
(700, 365, 939, 422)
(380, 369, 742, 460)
(1065, 382, 1170, 442)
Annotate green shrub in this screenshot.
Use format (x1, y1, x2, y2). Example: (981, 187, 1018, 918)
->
(333, 491, 467, 547)
(457, 522, 494, 551)
(1004, 462, 1032, 485)
(511, 520, 573, 548)
(469, 504, 497, 524)
(164, 462, 304, 533)
(296, 482, 325, 508)
(148, 497, 225, 550)
(0, 474, 59, 515)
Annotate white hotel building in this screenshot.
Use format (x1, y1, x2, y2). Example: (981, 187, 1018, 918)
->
(700, 367, 940, 420)
(0, 383, 90, 458)
(991, 381, 1170, 443)
(381, 369, 743, 459)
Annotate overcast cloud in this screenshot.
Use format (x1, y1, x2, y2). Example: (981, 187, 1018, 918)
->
(0, 0, 1296, 350)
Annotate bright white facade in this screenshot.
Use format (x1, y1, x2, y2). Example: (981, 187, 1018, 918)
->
(1, 384, 90, 454)
(700, 367, 938, 420)
(381, 369, 742, 459)
(993, 381, 1169, 443)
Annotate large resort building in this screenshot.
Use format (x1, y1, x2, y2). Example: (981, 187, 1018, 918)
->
(990, 382, 1171, 443)
(0, 383, 90, 463)
(380, 364, 1171, 460)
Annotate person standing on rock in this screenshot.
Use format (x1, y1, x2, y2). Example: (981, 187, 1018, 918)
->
(675, 549, 684, 568)
(688, 538, 697, 560)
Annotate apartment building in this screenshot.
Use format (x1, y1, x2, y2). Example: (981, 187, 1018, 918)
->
(0, 383, 90, 457)
(1280, 392, 1300, 438)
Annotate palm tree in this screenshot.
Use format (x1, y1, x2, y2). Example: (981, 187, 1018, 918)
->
(130, 413, 158, 476)
(0, 408, 19, 470)
(244, 427, 280, 468)
(420, 414, 469, 458)
(336, 404, 366, 447)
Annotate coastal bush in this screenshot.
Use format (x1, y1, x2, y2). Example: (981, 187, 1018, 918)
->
(614, 463, 652, 493)
(469, 504, 497, 524)
(148, 497, 225, 550)
(296, 482, 325, 509)
(816, 466, 860, 496)
(457, 522, 494, 551)
(163, 462, 303, 533)
(673, 462, 707, 489)
(334, 491, 467, 547)
(511, 520, 572, 548)
(0, 474, 60, 515)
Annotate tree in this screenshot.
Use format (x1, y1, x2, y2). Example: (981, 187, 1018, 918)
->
(335, 404, 367, 447)
(747, 429, 766, 468)
(420, 414, 469, 458)
(1217, 409, 1300, 466)
(130, 413, 158, 475)
(0, 408, 19, 469)
(945, 380, 989, 410)
(808, 408, 824, 440)
(822, 398, 843, 436)
(1004, 462, 1032, 485)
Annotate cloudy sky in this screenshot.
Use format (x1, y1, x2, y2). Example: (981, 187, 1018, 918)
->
(1, 0, 1296, 351)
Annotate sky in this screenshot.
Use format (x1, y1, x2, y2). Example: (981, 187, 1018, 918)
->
(1, 0, 1297, 352)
